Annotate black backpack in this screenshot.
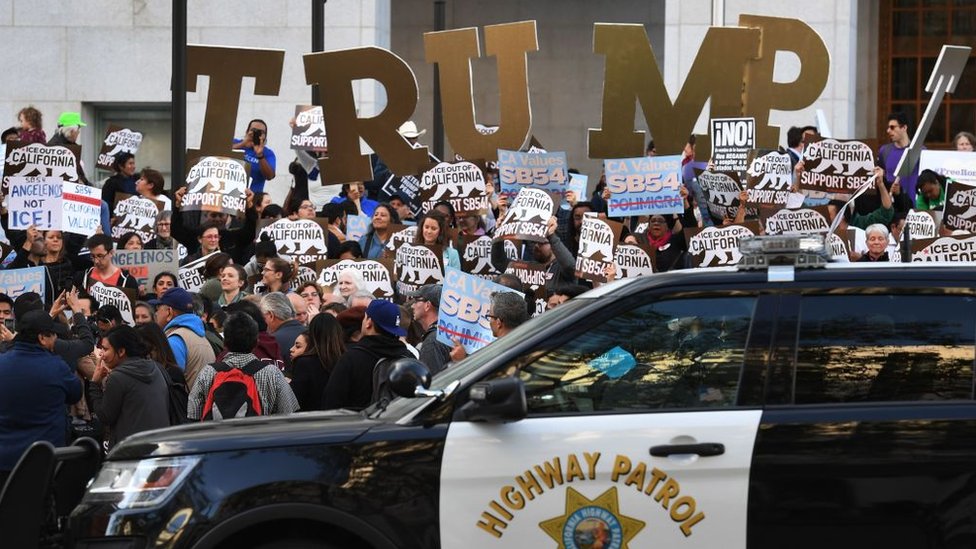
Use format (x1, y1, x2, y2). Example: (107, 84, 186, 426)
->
(202, 360, 268, 421)
(157, 364, 189, 426)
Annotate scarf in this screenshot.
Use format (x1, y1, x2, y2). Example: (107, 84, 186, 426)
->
(646, 230, 672, 250)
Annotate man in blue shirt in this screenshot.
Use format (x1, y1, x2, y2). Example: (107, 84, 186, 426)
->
(232, 118, 276, 193)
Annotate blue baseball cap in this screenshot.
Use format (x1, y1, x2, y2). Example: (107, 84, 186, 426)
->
(366, 300, 406, 337)
(149, 287, 194, 314)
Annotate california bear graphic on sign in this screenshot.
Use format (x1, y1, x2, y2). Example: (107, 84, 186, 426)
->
(4, 143, 80, 185)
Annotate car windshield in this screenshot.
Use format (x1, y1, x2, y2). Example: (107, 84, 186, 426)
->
(374, 297, 595, 420)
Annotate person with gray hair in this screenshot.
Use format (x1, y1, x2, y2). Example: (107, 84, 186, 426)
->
(858, 223, 890, 263)
(449, 290, 528, 362)
(348, 289, 375, 309)
(260, 292, 304, 371)
(145, 210, 185, 260)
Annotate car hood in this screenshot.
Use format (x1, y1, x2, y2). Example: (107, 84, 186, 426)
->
(108, 410, 377, 460)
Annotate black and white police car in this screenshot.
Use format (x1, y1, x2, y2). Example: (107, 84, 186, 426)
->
(69, 236, 976, 549)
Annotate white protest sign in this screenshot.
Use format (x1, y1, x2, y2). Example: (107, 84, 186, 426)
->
(177, 251, 217, 292)
(685, 223, 760, 267)
(88, 282, 134, 326)
(710, 117, 755, 172)
(563, 172, 588, 210)
(7, 176, 61, 230)
(614, 244, 655, 278)
(459, 234, 496, 278)
(112, 195, 159, 242)
(290, 105, 327, 151)
(799, 139, 875, 193)
(182, 156, 248, 217)
(96, 126, 143, 170)
(493, 187, 558, 243)
(258, 218, 330, 265)
(419, 161, 488, 216)
(437, 267, 523, 354)
(697, 170, 743, 220)
(394, 243, 443, 296)
(3, 142, 80, 186)
(919, 150, 976, 185)
(604, 155, 683, 217)
(575, 215, 622, 283)
(763, 207, 831, 235)
(746, 151, 793, 206)
(906, 209, 940, 239)
(61, 182, 102, 236)
(317, 259, 395, 299)
(114, 249, 179, 289)
(912, 234, 976, 261)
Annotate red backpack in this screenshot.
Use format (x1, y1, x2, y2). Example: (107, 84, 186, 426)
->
(202, 360, 267, 420)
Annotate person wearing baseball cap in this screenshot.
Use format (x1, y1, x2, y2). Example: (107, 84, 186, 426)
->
(323, 299, 412, 411)
(150, 287, 215, 391)
(408, 284, 451, 375)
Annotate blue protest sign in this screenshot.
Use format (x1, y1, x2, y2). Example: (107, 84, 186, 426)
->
(497, 149, 568, 200)
(0, 266, 46, 301)
(604, 155, 683, 217)
(437, 267, 523, 354)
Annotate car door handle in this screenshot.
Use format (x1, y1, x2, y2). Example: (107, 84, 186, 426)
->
(649, 442, 725, 457)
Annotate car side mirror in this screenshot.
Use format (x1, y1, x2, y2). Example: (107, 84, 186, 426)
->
(459, 377, 527, 422)
(389, 358, 432, 398)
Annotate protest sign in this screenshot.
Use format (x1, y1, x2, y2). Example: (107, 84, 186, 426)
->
(762, 206, 831, 235)
(381, 174, 424, 216)
(919, 150, 976, 184)
(604, 155, 683, 217)
(696, 170, 744, 221)
(182, 156, 248, 217)
(685, 222, 760, 267)
(3, 142, 81, 190)
(497, 149, 568, 201)
(7, 176, 61, 230)
(61, 182, 102, 237)
(95, 125, 143, 170)
(906, 209, 940, 239)
(346, 214, 370, 242)
(317, 259, 395, 299)
(563, 172, 588, 210)
(504, 260, 549, 317)
(459, 234, 496, 278)
(437, 267, 523, 353)
(493, 188, 558, 243)
(112, 194, 160, 242)
(88, 282, 135, 326)
(614, 243, 655, 278)
(384, 224, 417, 257)
(798, 139, 875, 193)
(177, 251, 217, 292)
(259, 218, 330, 265)
(710, 117, 755, 172)
(912, 234, 976, 262)
(746, 151, 793, 206)
(290, 105, 328, 151)
(394, 243, 444, 297)
(575, 215, 622, 283)
(0, 266, 45, 301)
(418, 161, 488, 216)
(114, 249, 179, 289)
(942, 180, 976, 233)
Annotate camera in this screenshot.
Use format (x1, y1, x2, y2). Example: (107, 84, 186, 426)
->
(250, 128, 264, 143)
(3, 318, 14, 331)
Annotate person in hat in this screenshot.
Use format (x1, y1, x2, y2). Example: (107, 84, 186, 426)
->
(151, 287, 215, 391)
(408, 284, 451, 375)
(322, 300, 413, 411)
(398, 120, 427, 142)
(0, 309, 81, 486)
(48, 111, 89, 185)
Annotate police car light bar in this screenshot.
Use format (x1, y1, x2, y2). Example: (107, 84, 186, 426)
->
(738, 235, 828, 270)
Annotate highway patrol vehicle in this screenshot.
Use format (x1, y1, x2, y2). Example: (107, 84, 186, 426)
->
(67, 235, 976, 548)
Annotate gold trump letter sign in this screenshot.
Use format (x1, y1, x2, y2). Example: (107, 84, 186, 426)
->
(186, 45, 285, 174)
(424, 20, 537, 163)
(304, 47, 431, 184)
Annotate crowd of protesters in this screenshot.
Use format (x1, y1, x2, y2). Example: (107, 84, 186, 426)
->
(0, 104, 968, 481)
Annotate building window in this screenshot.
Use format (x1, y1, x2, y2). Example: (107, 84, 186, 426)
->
(880, 0, 976, 147)
(89, 104, 172, 188)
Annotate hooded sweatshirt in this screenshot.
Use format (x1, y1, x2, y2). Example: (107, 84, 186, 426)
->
(322, 334, 412, 411)
(94, 357, 169, 448)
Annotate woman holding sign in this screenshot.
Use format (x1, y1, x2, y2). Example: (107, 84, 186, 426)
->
(415, 210, 460, 271)
(359, 204, 400, 260)
(101, 153, 138, 209)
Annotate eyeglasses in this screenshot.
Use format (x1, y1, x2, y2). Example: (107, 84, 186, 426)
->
(299, 204, 315, 210)
(202, 234, 220, 240)
(484, 313, 498, 321)
(91, 252, 111, 261)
